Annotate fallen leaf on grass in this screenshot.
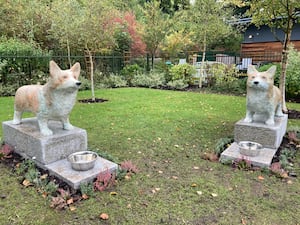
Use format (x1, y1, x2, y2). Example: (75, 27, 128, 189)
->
(69, 206, 76, 211)
(110, 192, 118, 196)
(82, 194, 89, 200)
(196, 191, 203, 195)
(241, 218, 247, 224)
(211, 193, 218, 197)
(40, 174, 48, 180)
(191, 183, 197, 187)
(22, 179, 33, 187)
(258, 175, 264, 180)
(100, 213, 109, 220)
(193, 166, 199, 170)
(287, 180, 293, 184)
(67, 198, 74, 205)
(201, 152, 219, 162)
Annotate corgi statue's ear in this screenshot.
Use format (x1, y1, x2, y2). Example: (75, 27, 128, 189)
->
(267, 65, 276, 78)
(70, 62, 81, 79)
(247, 65, 257, 75)
(49, 61, 61, 78)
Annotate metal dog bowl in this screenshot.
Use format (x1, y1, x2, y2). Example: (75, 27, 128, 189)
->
(238, 141, 263, 157)
(68, 151, 98, 171)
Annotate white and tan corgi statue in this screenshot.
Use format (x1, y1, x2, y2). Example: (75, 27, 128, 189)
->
(13, 60, 81, 136)
(244, 65, 284, 126)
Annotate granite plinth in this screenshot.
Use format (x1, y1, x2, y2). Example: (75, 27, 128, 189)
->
(234, 114, 288, 149)
(220, 142, 277, 168)
(2, 118, 87, 165)
(45, 156, 118, 190)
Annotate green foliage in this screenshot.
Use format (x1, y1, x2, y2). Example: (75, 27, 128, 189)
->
(80, 182, 95, 197)
(214, 137, 234, 156)
(258, 49, 300, 99)
(120, 64, 143, 86)
(169, 63, 195, 84)
(286, 46, 300, 98)
(99, 74, 128, 88)
(0, 38, 50, 86)
(166, 79, 188, 90)
(79, 77, 92, 91)
(208, 63, 246, 95)
(131, 72, 166, 88)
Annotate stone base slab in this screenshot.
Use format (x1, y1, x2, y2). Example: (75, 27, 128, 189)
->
(2, 118, 87, 165)
(220, 142, 277, 168)
(45, 157, 118, 190)
(234, 114, 288, 149)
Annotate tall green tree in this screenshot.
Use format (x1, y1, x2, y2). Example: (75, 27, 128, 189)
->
(247, 0, 300, 112)
(140, 1, 171, 69)
(49, 0, 119, 101)
(176, 0, 232, 86)
(0, 0, 51, 48)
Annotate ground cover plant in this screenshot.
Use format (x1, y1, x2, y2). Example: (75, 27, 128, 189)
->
(1, 88, 300, 224)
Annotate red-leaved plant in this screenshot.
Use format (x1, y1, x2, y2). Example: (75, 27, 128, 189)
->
(120, 160, 138, 174)
(0, 144, 13, 159)
(94, 169, 116, 192)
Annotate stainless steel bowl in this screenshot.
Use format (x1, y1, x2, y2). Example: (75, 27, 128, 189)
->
(238, 141, 263, 157)
(68, 151, 98, 171)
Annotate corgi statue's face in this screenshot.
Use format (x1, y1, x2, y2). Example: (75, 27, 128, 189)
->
(49, 61, 81, 91)
(247, 65, 276, 91)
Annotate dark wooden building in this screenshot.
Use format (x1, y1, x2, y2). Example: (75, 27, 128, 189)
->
(241, 23, 300, 64)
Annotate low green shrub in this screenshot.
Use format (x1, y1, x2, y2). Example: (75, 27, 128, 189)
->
(131, 72, 166, 88)
(120, 64, 143, 86)
(167, 79, 188, 90)
(169, 63, 196, 84)
(99, 74, 128, 88)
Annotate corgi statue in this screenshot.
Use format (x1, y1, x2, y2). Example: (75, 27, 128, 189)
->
(244, 65, 284, 126)
(13, 60, 81, 136)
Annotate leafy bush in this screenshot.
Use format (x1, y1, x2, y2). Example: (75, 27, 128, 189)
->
(0, 83, 18, 96)
(208, 63, 246, 95)
(0, 37, 50, 86)
(131, 72, 166, 88)
(211, 63, 239, 86)
(258, 63, 281, 87)
(169, 63, 196, 84)
(99, 74, 128, 88)
(79, 77, 91, 91)
(167, 79, 188, 90)
(258, 46, 300, 99)
(120, 64, 143, 86)
(286, 46, 300, 98)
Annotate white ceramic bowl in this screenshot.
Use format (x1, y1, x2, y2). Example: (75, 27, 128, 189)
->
(68, 151, 98, 171)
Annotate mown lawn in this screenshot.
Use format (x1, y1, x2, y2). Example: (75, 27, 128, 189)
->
(1, 88, 300, 225)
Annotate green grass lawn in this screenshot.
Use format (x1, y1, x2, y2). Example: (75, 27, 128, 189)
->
(1, 88, 300, 225)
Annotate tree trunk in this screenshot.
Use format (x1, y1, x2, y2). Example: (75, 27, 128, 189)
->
(280, 18, 293, 113)
(86, 48, 95, 101)
(199, 32, 207, 88)
(67, 39, 71, 68)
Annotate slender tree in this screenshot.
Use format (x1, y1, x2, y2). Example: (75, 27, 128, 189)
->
(247, 0, 300, 112)
(140, 1, 171, 69)
(176, 0, 232, 87)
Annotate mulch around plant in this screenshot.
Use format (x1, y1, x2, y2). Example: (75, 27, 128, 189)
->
(78, 98, 108, 103)
(288, 109, 300, 119)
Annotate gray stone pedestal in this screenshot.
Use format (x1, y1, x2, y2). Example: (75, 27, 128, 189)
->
(2, 118, 87, 165)
(234, 114, 288, 149)
(2, 118, 118, 189)
(220, 114, 288, 168)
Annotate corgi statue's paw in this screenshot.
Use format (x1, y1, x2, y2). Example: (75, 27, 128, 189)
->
(63, 123, 74, 130)
(244, 117, 253, 123)
(12, 119, 21, 125)
(41, 128, 53, 136)
(265, 118, 275, 126)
